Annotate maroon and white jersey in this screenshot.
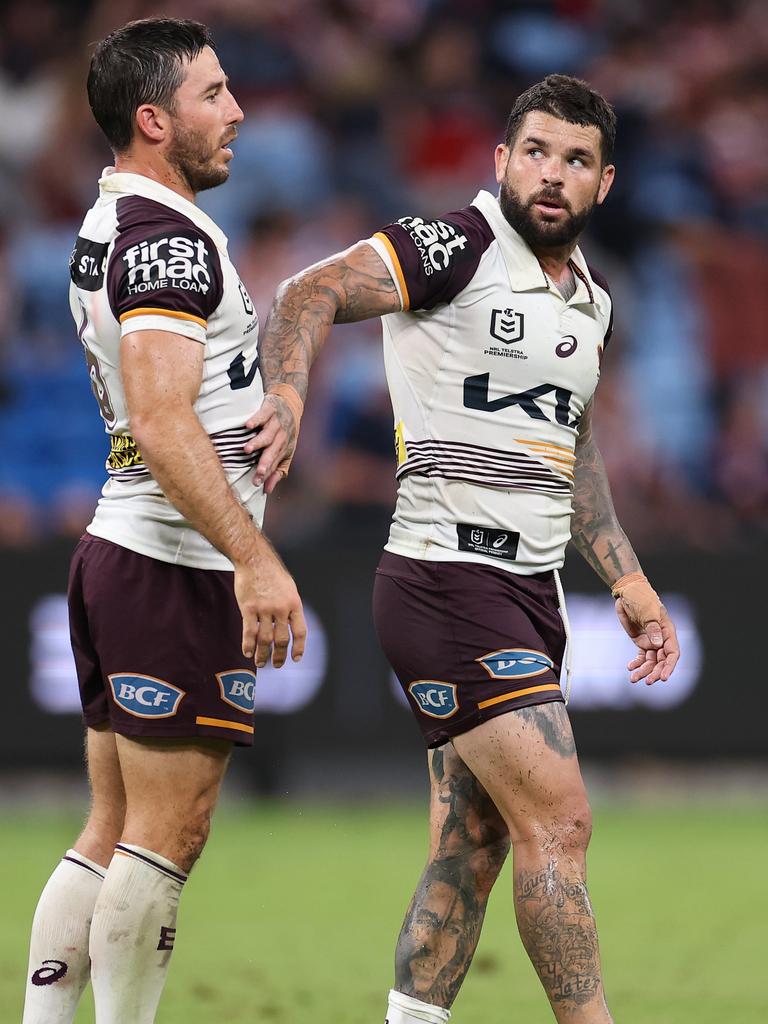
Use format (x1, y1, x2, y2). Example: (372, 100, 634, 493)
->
(69, 169, 263, 569)
(366, 189, 613, 574)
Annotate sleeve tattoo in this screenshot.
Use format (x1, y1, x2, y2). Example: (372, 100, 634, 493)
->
(570, 400, 641, 587)
(259, 242, 401, 402)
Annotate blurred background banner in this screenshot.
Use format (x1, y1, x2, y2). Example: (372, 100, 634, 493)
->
(0, 0, 766, 776)
(0, 527, 761, 779)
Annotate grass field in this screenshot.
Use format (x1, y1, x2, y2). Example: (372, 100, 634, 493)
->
(2, 800, 766, 1023)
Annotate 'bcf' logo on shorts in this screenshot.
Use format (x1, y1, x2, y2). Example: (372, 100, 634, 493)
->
(217, 670, 257, 713)
(108, 674, 186, 718)
(476, 649, 554, 680)
(408, 680, 459, 719)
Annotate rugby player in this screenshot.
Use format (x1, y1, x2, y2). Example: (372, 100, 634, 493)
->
(22, 18, 306, 1024)
(251, 75, 680, 1023)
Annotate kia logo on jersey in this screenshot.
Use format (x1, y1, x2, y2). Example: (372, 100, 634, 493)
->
(108, 674, 186, 718)
(476, 649, 554, 680)
(408, 680, 459, 718)
(489, 308, 524, 343)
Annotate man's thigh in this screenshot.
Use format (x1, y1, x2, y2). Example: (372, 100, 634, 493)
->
(451, 703, 590, 844)
(68, 534, 257, 747)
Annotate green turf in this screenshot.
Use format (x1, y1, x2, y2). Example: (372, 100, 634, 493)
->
(3, 801, 766, 1022)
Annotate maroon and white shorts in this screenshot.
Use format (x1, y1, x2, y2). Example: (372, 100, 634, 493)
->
(373, 551, 565, 748)
(68, 534, 256, 746)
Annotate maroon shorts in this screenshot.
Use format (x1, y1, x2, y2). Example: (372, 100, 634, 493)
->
(373, 551, 565, 748)
(68, 534, 256, 746)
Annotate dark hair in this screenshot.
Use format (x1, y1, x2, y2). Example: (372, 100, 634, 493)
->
(87, 18, 215, 152)
(504, 74, 616, 165)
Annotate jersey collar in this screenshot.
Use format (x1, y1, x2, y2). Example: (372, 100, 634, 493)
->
(471, 189, 597, 305)
(97, 167, 229, 253)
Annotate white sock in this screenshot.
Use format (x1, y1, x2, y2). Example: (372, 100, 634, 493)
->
(89, 843, 188, 1024)
(22, 849, 106, 1024)
(386, 989, 451, 1024)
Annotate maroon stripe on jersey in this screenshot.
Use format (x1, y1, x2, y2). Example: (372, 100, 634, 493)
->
(377, 205, 494, 311)
(107, 196, 223, 328)
(587, 263, 613, 344)
(399, 466, 571, 493)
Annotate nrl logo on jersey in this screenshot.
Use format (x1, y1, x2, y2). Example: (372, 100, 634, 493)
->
(122, 232, 212, 296)
(485, 307, 527, 360)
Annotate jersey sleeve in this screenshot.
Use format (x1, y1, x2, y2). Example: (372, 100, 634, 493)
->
(367, 206, 494, 312)
(587, 265, 614, 346)
(107, 196, 224, 344)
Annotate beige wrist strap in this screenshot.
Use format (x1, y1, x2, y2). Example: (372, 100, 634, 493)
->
(611, 571, 648, 599)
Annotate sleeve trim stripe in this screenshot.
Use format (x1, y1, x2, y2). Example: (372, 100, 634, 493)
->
(119, 307, 207, 328)
(373, 232, 410, 311)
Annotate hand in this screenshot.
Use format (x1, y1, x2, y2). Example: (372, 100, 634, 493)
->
(234, 550, 307, 669)
(616, 597, 680, 685)
(244, 394, 297, 494)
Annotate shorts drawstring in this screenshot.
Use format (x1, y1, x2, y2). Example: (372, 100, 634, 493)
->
(554, 568, 573, 704)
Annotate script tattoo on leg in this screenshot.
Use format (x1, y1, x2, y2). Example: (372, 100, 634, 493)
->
(515, 860, 603, 1009)
(394, 747, 510, 1007)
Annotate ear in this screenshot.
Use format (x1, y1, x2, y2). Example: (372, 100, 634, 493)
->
(494, 144, 509, 185)
(596, 163, 615, 205)
(134, 104, 170, 145)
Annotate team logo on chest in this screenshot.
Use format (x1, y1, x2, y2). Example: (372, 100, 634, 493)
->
(485, 308, 528, 361)
(490, 308, 524, 343)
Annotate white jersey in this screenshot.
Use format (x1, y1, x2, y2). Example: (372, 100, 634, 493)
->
(367, 189, 613, 575)
(69, 169, 263, 569)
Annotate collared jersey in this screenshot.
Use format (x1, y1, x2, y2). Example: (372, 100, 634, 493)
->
(366, 189, 613, 575)
(69, 169, 263, 569)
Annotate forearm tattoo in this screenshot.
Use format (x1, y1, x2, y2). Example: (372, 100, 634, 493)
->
(515, 860, 604, 1009)
(394, 747, 510, 1007)
(258, 244, 400, 402)
(570, 401, 640, 587)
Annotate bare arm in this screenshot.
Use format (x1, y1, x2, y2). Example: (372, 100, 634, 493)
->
(570, 400, 679, 684)
(246, 242, 401, 488)
(259, 241, 401, 400)
(570, 399, 640, 587)
(121, 329, 305, 667)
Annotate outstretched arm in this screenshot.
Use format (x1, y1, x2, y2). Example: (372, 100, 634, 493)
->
(571, 401, 679, 684)
(246, 242, 401, 489)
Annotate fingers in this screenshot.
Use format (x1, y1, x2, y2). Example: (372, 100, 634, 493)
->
(245, 606, 307, 669)
(241, 611, 258, 660)
(252, 434, 287, 486)
(289, 606, 307, 662)
(643, 619, 663, 648)
(263, 468, 285, 494)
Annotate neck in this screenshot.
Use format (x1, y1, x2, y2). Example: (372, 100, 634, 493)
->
(113, 153, 196, 204)
(531, 242, 577, 283)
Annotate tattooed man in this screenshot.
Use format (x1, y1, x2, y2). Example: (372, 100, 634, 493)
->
(250, 75, 680, 1023)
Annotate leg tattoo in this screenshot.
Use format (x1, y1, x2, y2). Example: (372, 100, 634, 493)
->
(394, 747, 510, 1007)
(515, 860, 604, 1011)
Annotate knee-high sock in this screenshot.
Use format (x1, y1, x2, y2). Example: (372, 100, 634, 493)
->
(22, 849, 106, 1024)
(89, 843, 188, 1024)
(386, 990, 450, 1024)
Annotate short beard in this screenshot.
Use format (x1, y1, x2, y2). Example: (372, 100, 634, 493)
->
(167, 119, 229, 195)
(499, 179, 596, 250)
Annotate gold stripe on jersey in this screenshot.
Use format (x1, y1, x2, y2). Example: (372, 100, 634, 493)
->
(515, 437, 575, 479)
(478, 683, 561, 709)
(195, 716, 254, 734)
(373, 232, 411, 310)
(120, 307, 207, 328)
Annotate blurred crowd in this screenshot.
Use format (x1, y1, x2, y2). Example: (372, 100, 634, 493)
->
(0, 0, 766, 552)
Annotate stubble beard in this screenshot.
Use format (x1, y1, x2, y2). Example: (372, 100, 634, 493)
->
(167, 119, 230, 195)
(499, 179, 596, 250)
